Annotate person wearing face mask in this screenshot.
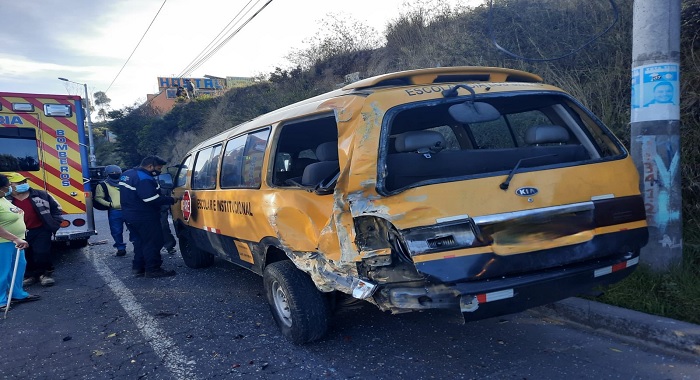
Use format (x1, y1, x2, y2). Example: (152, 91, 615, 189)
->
(119, 156, 179, 278)
(2, 172, 64, 287)
(0, 173, 41, 312)
(95, 165, 132, 257)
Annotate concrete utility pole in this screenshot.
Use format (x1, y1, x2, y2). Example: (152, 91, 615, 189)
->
(630, 0, 682, 270)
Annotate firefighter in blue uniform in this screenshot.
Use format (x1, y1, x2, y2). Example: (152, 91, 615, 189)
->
(119, 156, 178, 278)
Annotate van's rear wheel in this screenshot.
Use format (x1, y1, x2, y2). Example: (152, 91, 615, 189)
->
(179, 232, 214, 268)
(263, 260, 330, 344)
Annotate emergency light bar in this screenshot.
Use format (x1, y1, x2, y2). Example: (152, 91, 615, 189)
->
(12, 103, 34, 112)
(44, 104, 72, 117)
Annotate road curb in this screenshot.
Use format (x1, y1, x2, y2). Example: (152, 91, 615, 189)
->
(533, 298, 700, 356)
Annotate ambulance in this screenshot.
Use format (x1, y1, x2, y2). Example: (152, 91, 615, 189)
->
(0, 92, 96, 247)
(169, 66, 649, 344)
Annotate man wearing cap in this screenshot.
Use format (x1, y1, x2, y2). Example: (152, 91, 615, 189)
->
(119, 156, 179, 278)
(4, 172, 64, 287)
(95, 165, 132, 257)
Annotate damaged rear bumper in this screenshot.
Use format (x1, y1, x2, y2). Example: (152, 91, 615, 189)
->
(377, 251, 640, 320)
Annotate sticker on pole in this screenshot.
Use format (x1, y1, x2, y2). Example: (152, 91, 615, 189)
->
(181, 190, 192, 222)
(631, 63, 680, 122)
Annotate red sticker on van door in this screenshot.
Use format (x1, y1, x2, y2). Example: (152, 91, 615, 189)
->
(182, 190, 191, 222)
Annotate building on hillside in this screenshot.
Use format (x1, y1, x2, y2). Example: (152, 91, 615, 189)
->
(145, 75, 254, 113)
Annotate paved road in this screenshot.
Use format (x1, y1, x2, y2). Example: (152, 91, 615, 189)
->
(1, 212, 699, 379)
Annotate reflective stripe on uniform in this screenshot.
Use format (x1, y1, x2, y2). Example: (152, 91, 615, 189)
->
(119, 182, 136, 190)
(143, 194, 160, 202)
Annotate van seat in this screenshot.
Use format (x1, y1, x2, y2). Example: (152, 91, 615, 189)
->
(386, 131, 451, 190)
(524, 125, 570, 145)
(395, 130, 446, 154)
(301, 142, 339, 186)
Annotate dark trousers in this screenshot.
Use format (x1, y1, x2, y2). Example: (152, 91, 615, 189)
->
(126, 220, 164, 272)
(160, 208, 176, 250)
(25, 226, 53, 278)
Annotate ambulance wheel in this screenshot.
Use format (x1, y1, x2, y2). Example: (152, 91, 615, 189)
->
(179, 233, 214, 268)
(263, 260, 330, 344)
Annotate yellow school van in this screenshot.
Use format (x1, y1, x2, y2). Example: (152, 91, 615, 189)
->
(169, 66, 648, 344)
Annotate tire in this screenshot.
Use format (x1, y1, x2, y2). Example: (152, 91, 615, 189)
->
(179, 232, 214, 268)
(263, 260, 330, 344)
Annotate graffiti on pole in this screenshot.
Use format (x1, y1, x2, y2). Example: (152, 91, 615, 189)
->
(639, 135, 681, 240)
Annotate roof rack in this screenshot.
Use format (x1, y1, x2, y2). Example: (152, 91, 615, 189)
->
(342, 66, 542, 91)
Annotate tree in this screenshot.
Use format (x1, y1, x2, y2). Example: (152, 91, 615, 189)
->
(106, 104, 160, 166)
(93, 91, 112, 122)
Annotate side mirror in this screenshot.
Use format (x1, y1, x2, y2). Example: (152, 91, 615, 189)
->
(157, 173, 174, 190)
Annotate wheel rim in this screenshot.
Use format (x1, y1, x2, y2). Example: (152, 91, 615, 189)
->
(271, 280, 292, 327)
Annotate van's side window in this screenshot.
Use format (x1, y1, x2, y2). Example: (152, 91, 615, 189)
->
(271, 115, 338, 187)
(220, 135, 246, 188)
(240, 129, 271, 188)
(175, 155, 192, 187)
(192, 144, 222, 190)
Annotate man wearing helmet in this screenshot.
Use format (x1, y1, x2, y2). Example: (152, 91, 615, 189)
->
(95, 165, 131, 257)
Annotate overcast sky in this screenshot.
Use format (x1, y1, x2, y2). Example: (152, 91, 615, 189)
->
(0, 0, 477, 111)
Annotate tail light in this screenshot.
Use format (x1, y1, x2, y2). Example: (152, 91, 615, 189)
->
(72, 219, 86, 227)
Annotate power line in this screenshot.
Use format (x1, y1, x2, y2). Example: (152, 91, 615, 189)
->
(177, 0, 260, 78)
(177, 0, 274, 78)
(140, 0, 273, 111)
(178, 0, 273, 78)
(105, 0, 168, 93)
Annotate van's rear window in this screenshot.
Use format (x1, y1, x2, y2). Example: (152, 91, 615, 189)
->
(381, 92, 624, 192)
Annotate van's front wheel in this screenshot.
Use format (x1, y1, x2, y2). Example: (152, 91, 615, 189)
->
(178, 232, 214, 268)
(263, 260, 330, 344)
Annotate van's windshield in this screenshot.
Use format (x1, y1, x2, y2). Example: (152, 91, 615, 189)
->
(381, 92, 624, 192)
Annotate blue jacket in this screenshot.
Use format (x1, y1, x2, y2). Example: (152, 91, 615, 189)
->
(119, 167, 174, 222)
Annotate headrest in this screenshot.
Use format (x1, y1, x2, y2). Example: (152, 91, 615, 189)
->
(316, 142, 338, 161)
(524, 125, 570, 145)
(394, 131, 446, 153)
